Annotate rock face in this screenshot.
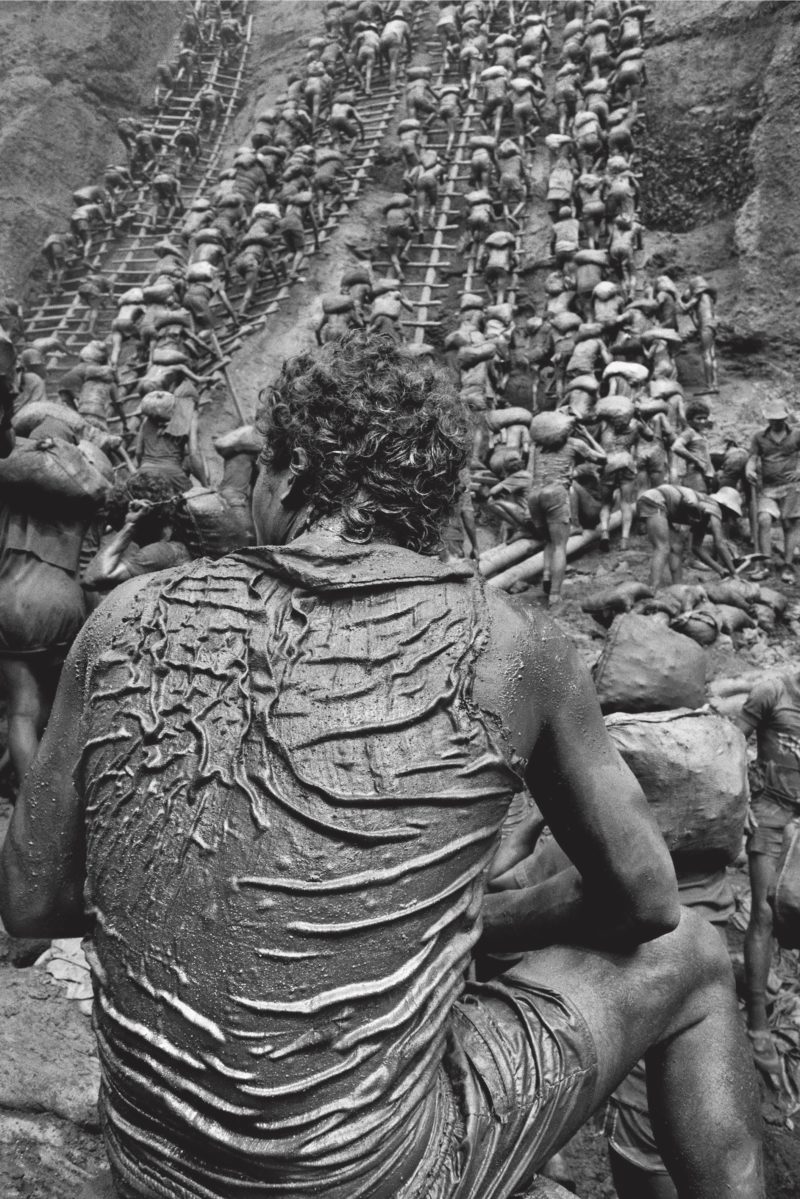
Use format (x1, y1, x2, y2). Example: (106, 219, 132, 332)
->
(0, 0, 182, 296)
(643, 0, 800, 366)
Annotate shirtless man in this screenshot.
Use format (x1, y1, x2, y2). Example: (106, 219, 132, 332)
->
(41, 231, 76, 291)
(608, 214, 643, 298)
(70, 202, 105, 261)
(520, 12, 551, 64)
(0, 334, 763, 1199)
(436, 83, 463, 160)
(173, 125, 201, 175)
(198, 86, 224, 136)
(480, 64, 509, 141)
(109, 287, 146, 370)
(148, 168, 185, 230)
(219, 15, 243, 65)
(231, 242, 277, 315)
(176, 45, 202, 92)
(463, 188, 496, 257)
(328, 91, 365, 150)
(102, 164, 134, 220)
(154, 60, 175, 108)
(116, 115, 144, 163)
(380, 14, 411, 90)
(382, 192, 418, 280)
(529, 415, 606, 604)
(469, 134, 498, 190)
(479, 230, 519, 304)
(304, 62, 333, 132)
(736, 671, 800, 1081)
(354, 22, 381, 96)
(746, 400, 800, 583)
(406, 148, 443, 234)
(405, 67, 438, 126)
(77, 273, 112, 335)
(279, 194, 319, 281)
(681, 276, 718, 392)
(496, 139, 529, 228)
(131, 127, 164, 179)
(637, 482, 739, 591)
(315, 294, 364, 345)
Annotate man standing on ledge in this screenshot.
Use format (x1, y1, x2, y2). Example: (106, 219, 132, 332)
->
(1, 335, 763, 1199)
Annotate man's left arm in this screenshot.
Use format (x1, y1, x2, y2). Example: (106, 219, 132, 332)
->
(481, 622, 679, 954)
(0, 631, 92, 938)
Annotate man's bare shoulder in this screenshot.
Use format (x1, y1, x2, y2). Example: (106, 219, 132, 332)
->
(474, 583, 580, 750)
(77, 558, 239, 662)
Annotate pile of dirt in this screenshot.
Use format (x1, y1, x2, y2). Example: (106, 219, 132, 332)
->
(0, 1, 182, 297)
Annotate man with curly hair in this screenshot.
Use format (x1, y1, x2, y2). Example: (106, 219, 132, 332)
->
(1, 335, 762, 1199)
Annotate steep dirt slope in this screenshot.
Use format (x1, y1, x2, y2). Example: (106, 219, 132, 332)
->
(0, 1, 182, 297)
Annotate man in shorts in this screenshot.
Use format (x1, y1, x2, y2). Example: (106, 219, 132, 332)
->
(1, 334, 763, 1199)
(736, 671, 800, 1078)
(529, 419, 605, 606)
(637, 482, 739, 591)
(746, 400, 800, 583)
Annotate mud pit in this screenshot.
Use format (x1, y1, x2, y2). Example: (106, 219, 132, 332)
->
(3, 0, 800, 1195)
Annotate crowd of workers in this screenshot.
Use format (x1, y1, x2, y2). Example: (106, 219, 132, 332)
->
(303, 0, 794, 625)
(0, 4, 797, 1199)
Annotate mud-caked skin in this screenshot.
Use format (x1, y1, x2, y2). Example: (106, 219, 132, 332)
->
(0, 334, 765, 1199)
(80, 542, 522, 1197)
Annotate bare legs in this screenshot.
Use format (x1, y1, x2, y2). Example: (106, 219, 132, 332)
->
(511, 910, 763, 1199)
(0, 657, 58, 787)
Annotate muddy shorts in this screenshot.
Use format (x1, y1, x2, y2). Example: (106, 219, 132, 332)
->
(604, 1060, 665, 1174)
(402, 976, 599, 1199)
(528, 483, 570, 532)
(386, 226, 411, 256)
(600, 456, 637, 501)
(281, 225, 305, 254)
(635, 490, 667, 519)
(748, 796, 800, 860)
(500, 174, 525, 205)
(637, 442, 668, 477)
(757, 484, 800, 523)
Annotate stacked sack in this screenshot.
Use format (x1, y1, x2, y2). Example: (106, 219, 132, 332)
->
(589, 611, 749, 869)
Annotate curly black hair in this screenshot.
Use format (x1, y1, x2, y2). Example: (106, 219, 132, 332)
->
(104, 473, 186, 543)
(256, 333, 470, 553)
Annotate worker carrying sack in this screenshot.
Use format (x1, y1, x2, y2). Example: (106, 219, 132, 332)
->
(605, 708, 749, 864)
(593, 613, 706, 712)
(774, 819, 800, 949)
(0, 437, 109, 510)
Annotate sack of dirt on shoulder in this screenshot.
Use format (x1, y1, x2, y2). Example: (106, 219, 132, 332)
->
(581, 580, 652, 626)
(0, 436, 109, 510)
(592, 613, 706, 713)
(605, 708, 749, 863)
(530, 409, 573, 448)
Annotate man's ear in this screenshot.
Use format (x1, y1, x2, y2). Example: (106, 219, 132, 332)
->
(289, 446, 309, 478)
(280, 446, 309, 504)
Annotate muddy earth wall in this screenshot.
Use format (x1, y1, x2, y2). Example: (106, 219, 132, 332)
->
(643, 0, 800, 378)
(0, 1, 182, 297)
